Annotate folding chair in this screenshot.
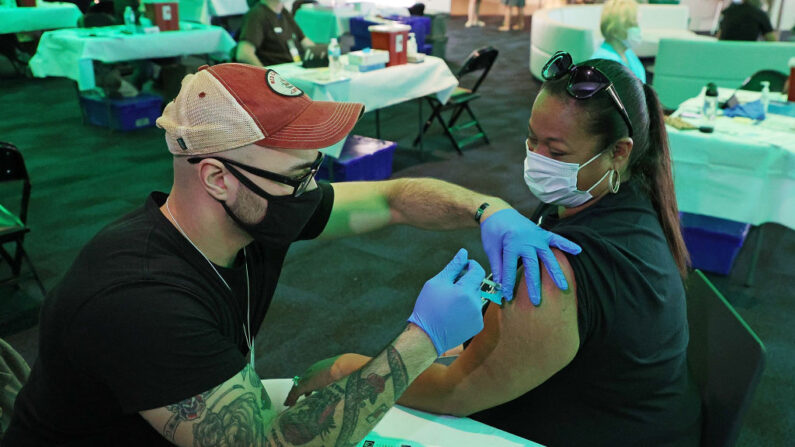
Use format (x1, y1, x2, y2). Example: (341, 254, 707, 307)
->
(686, 270, 766, 447)
(0, 143, 46, 296)
(414, 46, 499, 154)
(738, 69, 788, 93)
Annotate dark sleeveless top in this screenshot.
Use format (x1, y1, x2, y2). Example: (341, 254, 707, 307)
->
(472, 179, 702, 446)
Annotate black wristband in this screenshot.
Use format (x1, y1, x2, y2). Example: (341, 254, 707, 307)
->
(474, 202, 490, 223)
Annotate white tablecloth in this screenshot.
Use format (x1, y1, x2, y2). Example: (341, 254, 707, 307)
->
(268, 57, 458, 157)
(180, 0, 249, 25)
(0, 2, 82, 34)
(262, 378, 540, 447)
(269, 56, 458, 113)
(29, 23, 237, 90)
(668, 88, 795, 229)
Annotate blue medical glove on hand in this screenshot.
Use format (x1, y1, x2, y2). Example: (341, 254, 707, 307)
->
(408, 248, 486, 356)
(480, 208, 582, 306)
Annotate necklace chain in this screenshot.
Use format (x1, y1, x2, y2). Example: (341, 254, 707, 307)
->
(165, 198, 255, 366)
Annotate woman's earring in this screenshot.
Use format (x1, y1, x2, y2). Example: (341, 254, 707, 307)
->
(609, 169, 621, 194)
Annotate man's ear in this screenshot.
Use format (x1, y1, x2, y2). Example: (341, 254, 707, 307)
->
(196, 159, 234, 202)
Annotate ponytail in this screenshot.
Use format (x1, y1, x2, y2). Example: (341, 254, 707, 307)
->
(642, 84, 690, 279)
(543, 58, 690, 279)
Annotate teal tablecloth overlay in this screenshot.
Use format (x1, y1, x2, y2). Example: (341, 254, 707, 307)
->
(29, 23, 236, 90)
(294, 6, 362, 44)
(668, 88, 795, 229)
(0, 2, 82, 34)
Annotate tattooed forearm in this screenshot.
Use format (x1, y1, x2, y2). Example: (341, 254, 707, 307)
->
(278, 386, 342, 444)
(163, 388, 217, 440)
(387, 345, 409, 397)
(192, 392, 266, 447)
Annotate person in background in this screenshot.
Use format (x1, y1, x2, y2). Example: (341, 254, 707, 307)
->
(237, 0, 315, 67)
(499, 0, 525, 32)
(466, 0, 485, 28)
(717, 0, 777, 42)
(592, 0, 646, 83)
(286, 54, 702, 446)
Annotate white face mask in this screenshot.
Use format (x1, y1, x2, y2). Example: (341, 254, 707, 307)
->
(623, 27, 642, 49)
(523, 141, 612, 207)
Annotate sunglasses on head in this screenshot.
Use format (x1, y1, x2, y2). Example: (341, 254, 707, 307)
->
(187, 152, 324, 198)
(541, 51, 634, 138)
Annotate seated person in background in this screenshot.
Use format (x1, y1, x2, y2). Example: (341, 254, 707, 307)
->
(592, 0, 646, 83)
(718, 0, 777, 41)
(287, 54, 702, 446)
(237, 0, 315, 67)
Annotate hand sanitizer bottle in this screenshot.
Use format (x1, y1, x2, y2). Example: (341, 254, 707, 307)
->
(123, 6, 137, 34)
(760, 81, 770, 119)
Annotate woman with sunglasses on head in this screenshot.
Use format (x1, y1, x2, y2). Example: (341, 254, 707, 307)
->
(286, 52, 702, 446)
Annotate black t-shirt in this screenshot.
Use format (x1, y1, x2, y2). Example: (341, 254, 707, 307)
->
(719, 3, 774, 41)
(5, 183, 334, 446)
(239, 3, 306, 66)
(471, 180, 702, 446)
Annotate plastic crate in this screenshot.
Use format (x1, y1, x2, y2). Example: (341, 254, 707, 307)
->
(386, 15, 431, 54)
(80, 92, 163, 131)
(680, 212, 751, 275)
(349, 17, 379, 51)
(316, 135, 397, 182)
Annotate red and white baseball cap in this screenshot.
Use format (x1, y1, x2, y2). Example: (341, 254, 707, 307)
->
(157, 63, 364, 155)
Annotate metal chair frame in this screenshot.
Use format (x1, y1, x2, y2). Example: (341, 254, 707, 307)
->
(0, 142, 46, 296)
(413, 46, 499, 154)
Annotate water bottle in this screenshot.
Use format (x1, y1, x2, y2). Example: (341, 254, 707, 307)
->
(123, 6, 136, 34)
(700, 82, 718, 133)
(760, 81, 770, 118)
(328, 38, 341, 79)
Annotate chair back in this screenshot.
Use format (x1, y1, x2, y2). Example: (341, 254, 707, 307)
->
(456, 46, 499, 94)
(686, 270, 766, 447)
(0, 142, 31, 224)
(738, 69, 788, 93)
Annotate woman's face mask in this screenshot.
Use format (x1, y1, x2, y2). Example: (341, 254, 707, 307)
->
(523, 140, 613, 207)
(624, 26, 643, 49)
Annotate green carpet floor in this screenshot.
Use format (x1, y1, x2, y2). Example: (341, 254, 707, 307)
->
(1, 15, 793, 445)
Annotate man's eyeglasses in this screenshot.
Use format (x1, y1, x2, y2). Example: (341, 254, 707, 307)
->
(188, 152, 325, 197)
(541, 51, 634, 138)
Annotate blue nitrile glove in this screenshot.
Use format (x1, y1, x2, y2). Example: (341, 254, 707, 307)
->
(408, 248, 486, 356)
(480, 208, 582, 306)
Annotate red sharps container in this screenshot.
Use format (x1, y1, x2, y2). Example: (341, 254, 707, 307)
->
(368, 23, 411, 67)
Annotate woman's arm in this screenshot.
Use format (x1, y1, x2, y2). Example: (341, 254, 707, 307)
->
(398, 249, 580, 416)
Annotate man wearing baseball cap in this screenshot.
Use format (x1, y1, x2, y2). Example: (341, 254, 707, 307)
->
(5, 63, 579, 446)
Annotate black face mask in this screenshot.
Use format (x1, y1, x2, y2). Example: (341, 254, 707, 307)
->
(220, 162, 323, 246)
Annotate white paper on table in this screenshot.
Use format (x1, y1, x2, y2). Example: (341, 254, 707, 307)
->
(261, 379, 540, 447)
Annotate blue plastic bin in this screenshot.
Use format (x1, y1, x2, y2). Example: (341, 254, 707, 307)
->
(316, 135, 397, 182)
(80, 92, 163, 131)
(386, 15, 432, 54)
(349, 17, 379, 51)
(680, 212, 751, 275)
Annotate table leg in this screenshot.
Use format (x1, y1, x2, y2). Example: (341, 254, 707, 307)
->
(375, 109, 381, 139)
(744, 224, 764, 288)
(417, 98, 424, 157)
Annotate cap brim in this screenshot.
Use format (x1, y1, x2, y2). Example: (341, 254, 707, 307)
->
(255, 101, 364, 150)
